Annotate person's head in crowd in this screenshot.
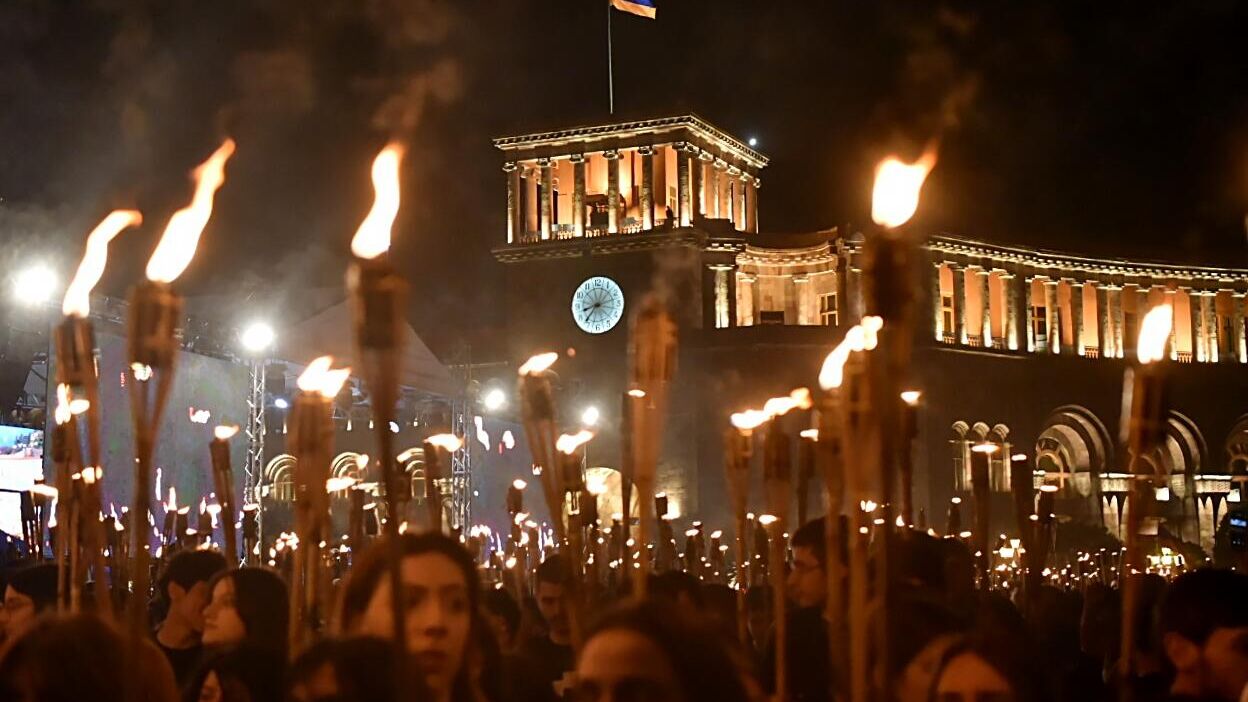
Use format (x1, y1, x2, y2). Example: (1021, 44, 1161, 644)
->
(158, 550, 228, 643)
(481, 586, 521, 653)
(893, 531, 948, 593)
(183, 645, 284, 702)
(338, 533, 481, 702)
(1080, 582, 1120, 662)
(289, 636, 423, 702)
(745, 584, 772, 650)
(534, 554, 571, 645)
(575, 599, 751, 702)
(1160, 568, 1248, 702)
(891, 594, 965, 702)
(0, 613, 178, 702)
(938, 539, 977, 609)
(699, 583, 740, 643)
(1, 562, 57, 642)
(928, 632, 1044, 702)
(788, 518, 827, 609)
(202, 567, 289, 658)
(652, 570, 704, 611)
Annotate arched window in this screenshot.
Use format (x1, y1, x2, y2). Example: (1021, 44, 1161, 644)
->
(1034, 405, 1114, 497)
(1224, 415, 1248, 477)
(263, 455, 296, 502)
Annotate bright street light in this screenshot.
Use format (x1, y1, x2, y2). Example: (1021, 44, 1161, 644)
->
(13, 265, 57, 306)
(483, 388, 507, 412)
(240, 321, 276, 353)
(581, 406, 600, 427)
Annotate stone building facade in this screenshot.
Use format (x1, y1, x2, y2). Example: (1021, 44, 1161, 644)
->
(491, 114, 1248, 553)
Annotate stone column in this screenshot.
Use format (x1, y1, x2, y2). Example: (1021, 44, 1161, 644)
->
(847, 250, 865, 324)
(736, 273, 755, 326)
(571, 155, 586, 237)
(1233, 292, 1246, 363)
(1044, 278, 1060, 354)
(708, 160, 722, 219)
(1004, 271, 1021, 350)
(1097, 284, 1111, 359)
(639, 146, 654, 231)
(691, 152, 705, 221)
(1110, 286, 1125, 358)
(975, 267, 991, 347)
(1024, 276, 1035, 352)
(605, 150, 621, 234)
(718, 161, 732, 221)
(728, 174, 738, 229)
(1165, 287, 1179, 360)
(794, 275, 812, 325)
(524, 167, 539, 236)
(747, 180, 760, 233)
(677, 145, 691, 227)
(951, 264, 967, 345)
(931, 262, 945, 341)
(504, 162, 520, 245)
(538, 159, 553, 240)
(1187, 288, 1203, 362)
(1202, 291, 1218, 363)
(1070, 280, 1085, 355)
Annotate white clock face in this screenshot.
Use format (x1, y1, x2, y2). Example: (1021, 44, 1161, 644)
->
(572, 276, 625, 334)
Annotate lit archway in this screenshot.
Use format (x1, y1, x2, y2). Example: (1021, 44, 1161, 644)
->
(1035, 405, 1114, 498)
(263, 454, 296, 502)
(1225, 415, 1248, 477)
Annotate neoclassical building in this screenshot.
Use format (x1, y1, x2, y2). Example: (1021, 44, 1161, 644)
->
(487, 113, 1248, 555)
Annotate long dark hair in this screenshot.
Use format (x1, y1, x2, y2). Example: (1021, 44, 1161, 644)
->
(207, 566, 289, 658)
(585, 599, 752, 702)
(337, 533, 484, 702)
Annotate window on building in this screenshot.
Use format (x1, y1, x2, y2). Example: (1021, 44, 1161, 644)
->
(759, 310, 786, 325)
(942, 295, 954, 338)
(819, 292, 839, 326)
(1219, 314, 1233, 354)
(1032, 306, 1048, 342)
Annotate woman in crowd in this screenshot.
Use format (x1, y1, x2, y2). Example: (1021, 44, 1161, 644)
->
(574, 599, 752, 702)
(201, 567, 289, 659)
(338, 533, 492, 702)
(182, 645, 285, 702)
(0, 613, 178, 702)
(927, 633, 1046, 702)
(0, 562, 57, 647)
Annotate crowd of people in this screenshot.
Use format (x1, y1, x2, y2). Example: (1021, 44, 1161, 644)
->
(1, 517, 1247, 702)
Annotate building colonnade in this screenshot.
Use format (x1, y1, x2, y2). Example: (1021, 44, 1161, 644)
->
(929, 237, 1248, 364)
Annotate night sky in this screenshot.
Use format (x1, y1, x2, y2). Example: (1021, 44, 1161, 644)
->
(2, 1, 1247, 357)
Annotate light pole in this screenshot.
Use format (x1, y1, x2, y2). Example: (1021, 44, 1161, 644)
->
(239, 321, 275, 560)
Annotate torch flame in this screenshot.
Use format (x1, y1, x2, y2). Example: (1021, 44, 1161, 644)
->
(627, 388, 647, 398)
(426, 433, 464, 452)
(356, 454, 370, 470)
(556, 430, 594, 455)
(518, 352, 558, 376)
(730, 409, 770, 432)
(900, 390, 922, 406)
(818, 317, 885, 390)
(296, 356, 351, 398)
(30, 484, 58, 499)
(54, 384, 72, 425)
(63, 210, 143, 317)
(800, 429, 819, 440)
(1136, 304, 1174, 364)
(512, 479, 527, 490)
(762, 387, 812, 418)
(145, 139, 236, 283)
(350, 143, 405, 260)
(757, 514, 778, 526)
(871, 150, 937, 229)
(214, 425, 240, 441)
(326, 476, 358, 492)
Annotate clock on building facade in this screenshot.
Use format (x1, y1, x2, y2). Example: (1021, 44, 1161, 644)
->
(571, 276, 625, 334)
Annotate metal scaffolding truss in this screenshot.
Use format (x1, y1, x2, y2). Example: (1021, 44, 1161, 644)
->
(243, 360, 266, 505)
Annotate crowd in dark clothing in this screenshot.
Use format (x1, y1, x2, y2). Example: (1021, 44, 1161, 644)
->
(1, 521, 1247, 702)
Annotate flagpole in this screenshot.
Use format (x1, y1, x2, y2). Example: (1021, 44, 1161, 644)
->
(607, 0, 615, 115)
